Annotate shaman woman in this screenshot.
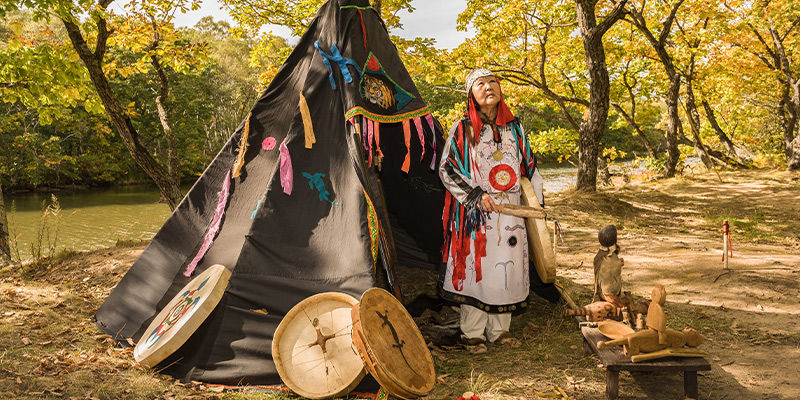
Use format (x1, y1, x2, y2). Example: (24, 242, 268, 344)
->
(438, 68, 544, 354)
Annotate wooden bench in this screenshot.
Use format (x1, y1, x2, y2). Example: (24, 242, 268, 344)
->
(581, 326, 711, 400)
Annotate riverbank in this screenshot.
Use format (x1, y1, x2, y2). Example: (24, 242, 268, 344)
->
(1, 169, 798, 399)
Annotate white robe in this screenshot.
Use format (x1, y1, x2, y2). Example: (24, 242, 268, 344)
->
(439, 121, 543, 309)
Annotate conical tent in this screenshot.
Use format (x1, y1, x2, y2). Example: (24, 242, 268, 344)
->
(95, 0, 445, 384)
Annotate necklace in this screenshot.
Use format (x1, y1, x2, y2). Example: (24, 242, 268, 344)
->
(491, 126, 503, 161)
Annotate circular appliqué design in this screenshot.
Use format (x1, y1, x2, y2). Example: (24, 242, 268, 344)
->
(489, 164, 517, 192)
(508, 236, 518, 247)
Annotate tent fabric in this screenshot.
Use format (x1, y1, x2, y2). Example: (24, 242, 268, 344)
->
(95, 0, 444, 384)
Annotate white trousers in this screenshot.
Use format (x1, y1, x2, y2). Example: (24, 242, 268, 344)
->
(460, 304, 511, 343)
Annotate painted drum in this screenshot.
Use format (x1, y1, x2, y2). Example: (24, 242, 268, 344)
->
(351, 288, 435, 399)
(134, 264, 231, 368)
(520, 177, 556, 283)
(272, 292, 365, 400)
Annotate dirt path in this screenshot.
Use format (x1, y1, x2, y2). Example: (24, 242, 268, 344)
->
(548, 169, 800, 399)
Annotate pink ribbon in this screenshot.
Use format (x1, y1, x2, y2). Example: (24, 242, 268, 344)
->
(413, 116, 425, 161)
(184, 170, 231, 277)
(280, 137, 293, 195)
(425, 113, 436, 170)
(367, 118, 374, 166)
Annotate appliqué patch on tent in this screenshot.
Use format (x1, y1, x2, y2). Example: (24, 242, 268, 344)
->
(359, 53, 415, 111)
(302, 172, 340, 205)
(314, 41, 361, 90)
(363, 189, 379, 269)
(262, 137, 276, 151)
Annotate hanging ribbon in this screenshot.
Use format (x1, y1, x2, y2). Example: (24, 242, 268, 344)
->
(358, 9, 367, 49)
(413, 116, 425, 161)
(361, 116, 368, 150)
(183, 170, 231, 277)
(232, 113, 252, 178)
(722, 220, 733, 261)
(279, 137, 293, 195)
(401, 119, 412, 173)
(374, 121, 383, 157)
(425, 113, 436, 170)
(367, 118, 374, 166)
(314, 41, 361, 90)
(298, 92, 316, 149)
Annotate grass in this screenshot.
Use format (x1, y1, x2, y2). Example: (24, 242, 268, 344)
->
(1, 169, 799, 399)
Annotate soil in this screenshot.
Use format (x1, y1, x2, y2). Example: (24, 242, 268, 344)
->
(0, 168, 798, 399)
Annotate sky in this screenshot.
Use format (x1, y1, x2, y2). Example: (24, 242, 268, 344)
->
(171, 0, 472, 49)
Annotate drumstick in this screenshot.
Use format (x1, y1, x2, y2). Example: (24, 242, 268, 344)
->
(496, 204, 546, 219)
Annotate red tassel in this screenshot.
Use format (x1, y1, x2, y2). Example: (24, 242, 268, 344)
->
(401, 119, 411, 173)
(358, 10, 367, 49)
(474, 228, 486, 282)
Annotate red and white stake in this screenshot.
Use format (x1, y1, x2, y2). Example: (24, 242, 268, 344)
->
(722, 220, 733, 269)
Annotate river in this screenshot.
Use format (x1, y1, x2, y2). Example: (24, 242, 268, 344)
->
(7, 163, 577, 260)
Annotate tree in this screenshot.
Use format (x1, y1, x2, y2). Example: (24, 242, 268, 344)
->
(453, 0, 628, 191)
(624, 0, 686, 177)
(725, 1, 800, 170)
(573, 0, 629, 190)
(4, 0, 204, 209)
(0, 182, 10, 264)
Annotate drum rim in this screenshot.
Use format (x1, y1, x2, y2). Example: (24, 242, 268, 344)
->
(133, 264, 231, 368)
(356, 287, 435, 396)
(272, 291, 364, 399)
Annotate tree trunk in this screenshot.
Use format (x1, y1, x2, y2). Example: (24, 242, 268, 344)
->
(701, 99, 753, 164)
(0, 182, 10, 265)
(612, 103, 658, 158)
(788, 135, 800, 171)
(683, 82, 714, 170)
(574, 0, 627, 191)
(664, 75, 681, 177)
(151, 54, 181, 188)
(61, 17, 182, 210)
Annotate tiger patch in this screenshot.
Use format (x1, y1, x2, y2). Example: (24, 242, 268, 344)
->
(362, 75, 396, 109)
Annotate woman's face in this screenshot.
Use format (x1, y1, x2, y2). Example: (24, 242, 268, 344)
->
(470, 75, 501, 110)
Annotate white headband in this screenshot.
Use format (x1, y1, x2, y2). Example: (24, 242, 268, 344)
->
(465, 68, 494, 93)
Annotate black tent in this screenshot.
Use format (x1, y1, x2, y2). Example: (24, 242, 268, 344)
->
(95, 0, 444, 384)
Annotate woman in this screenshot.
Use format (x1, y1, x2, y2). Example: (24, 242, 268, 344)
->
(438, 68, 544, 354)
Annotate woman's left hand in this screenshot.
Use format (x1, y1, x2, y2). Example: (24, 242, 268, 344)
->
(479, 193, 498, 213)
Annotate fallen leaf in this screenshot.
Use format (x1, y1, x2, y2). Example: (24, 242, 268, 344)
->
(21, 337, 30, 345)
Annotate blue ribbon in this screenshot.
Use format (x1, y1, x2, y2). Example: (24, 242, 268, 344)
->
(314, 41, 361, 90)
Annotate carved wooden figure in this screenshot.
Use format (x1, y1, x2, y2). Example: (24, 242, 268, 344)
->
(596, 285, 704, 357)
(597, 327, 704, 356)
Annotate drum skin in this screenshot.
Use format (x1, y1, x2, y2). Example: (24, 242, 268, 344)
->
(519, 177, 556, 283)
(272, 292, 365, 399)
(134, 264, 231, 368)
(351, 288, 435, 399)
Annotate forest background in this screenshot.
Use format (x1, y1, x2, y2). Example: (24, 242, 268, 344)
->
(1, 0, 799, 217)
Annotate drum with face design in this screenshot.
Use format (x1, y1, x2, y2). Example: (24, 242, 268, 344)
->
(134, 264, 231, 368)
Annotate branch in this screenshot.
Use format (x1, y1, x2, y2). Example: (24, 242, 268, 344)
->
(94, 0, 114, 60)
(596, 0, 629, 36)
(658, 0, 685, 47)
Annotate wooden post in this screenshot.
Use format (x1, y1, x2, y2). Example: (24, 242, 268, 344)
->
(553, 220, 557, 254)
(722, 220, 729, 269)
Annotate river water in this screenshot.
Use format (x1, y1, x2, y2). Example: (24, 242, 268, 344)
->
(7, 163, 577, 260)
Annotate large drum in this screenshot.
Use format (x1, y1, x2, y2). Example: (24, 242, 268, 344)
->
(520, 177, 556, 283)
(351, 288, 435, 399)
(272, 292, 365, 399)
(134, 264, 231, 368)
